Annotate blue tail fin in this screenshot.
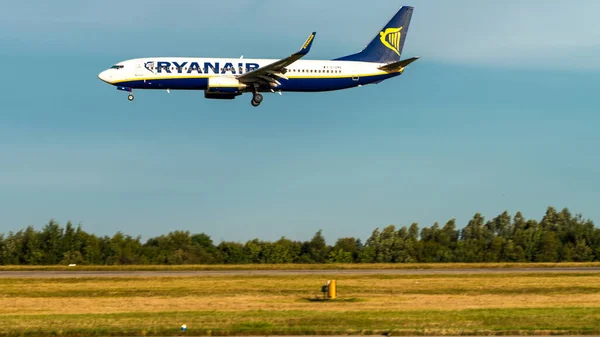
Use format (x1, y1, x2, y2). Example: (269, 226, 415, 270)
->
(335, 6, 414, 63)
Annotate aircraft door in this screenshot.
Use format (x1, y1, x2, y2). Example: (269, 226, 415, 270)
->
(351, 65, 360, 81)
(135, 63, 144, 76)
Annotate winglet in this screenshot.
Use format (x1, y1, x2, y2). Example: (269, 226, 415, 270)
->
(295, 32, 317, 56)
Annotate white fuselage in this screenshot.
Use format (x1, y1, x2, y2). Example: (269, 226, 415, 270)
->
(98, 58, 398, 93)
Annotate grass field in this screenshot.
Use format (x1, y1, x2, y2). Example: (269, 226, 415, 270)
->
(1, 269, 600, 336)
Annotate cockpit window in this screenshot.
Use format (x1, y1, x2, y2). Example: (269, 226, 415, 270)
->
(111, 65, 124, 70)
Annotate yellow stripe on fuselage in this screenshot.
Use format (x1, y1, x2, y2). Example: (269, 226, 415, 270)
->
(112, 71, 399, 85)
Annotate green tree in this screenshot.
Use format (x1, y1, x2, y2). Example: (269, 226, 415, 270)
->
(106, 232, 143, 265)
(218, 242, 248, 264)
(22, 226, 44, 265)
(303, 230, 329, 263)
(536, 231, 560, 262)
(244, 239, 264, 263)
(328, 248, 353, 263)
(191, 233, 222, 263)
(378, 225, 398, 263)
(0, 234, 6, 265)
(40, 220, 64, 265)
(331, 237, 361, 262)
(458, 213, 487, 262)
(62, 221, 76, 253)
(271, 237, 301, 263)
(502, 239, 525, 262)
(572, 239, 593, 262)
(82, 234, 103, 264)
(1, 209, 598, 265)
(61, 251, 85, 265)
(361, 228, 381, 263)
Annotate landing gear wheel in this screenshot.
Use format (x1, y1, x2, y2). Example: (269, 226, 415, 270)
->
(127, 94, 134, 101)
(253, 93, 263, 104)
(251, 99, 260, 107)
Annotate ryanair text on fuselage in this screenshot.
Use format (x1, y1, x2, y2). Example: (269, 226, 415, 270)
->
(147, 61, 261, 75)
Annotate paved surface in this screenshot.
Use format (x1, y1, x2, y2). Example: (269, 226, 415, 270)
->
(1, 267, 599, 278)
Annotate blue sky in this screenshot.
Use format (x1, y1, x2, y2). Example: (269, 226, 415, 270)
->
(0, 0, 598, 243)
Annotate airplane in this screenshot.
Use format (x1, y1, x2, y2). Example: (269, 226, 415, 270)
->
(98, 6, 418, 107)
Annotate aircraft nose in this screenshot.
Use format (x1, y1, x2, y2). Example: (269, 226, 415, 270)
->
(98, 70, 112, 84)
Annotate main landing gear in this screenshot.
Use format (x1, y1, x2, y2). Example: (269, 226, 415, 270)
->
(127, 94, 134, 101)
(251, 93, 263, 107)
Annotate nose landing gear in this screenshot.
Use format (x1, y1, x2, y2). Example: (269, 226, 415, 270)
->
(117, 86, 134, 102)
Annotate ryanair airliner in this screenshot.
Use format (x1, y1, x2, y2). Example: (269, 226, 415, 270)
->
(98, 6, 418, 107)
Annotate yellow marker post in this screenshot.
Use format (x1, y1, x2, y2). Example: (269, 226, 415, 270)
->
(327, 280, 337, 299)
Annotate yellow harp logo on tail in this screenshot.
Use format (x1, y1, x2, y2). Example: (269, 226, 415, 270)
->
(379, 27, 403, 56)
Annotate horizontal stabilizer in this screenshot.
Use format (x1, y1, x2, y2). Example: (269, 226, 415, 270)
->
(378, 56, 420, 72)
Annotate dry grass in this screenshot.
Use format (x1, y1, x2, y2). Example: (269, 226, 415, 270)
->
(1, 262, 600, 271)
(3, 293, 600, 316)
(1, 308, 599, 336)
(1, 273, 599, 336)
(2, 273, 599, 298)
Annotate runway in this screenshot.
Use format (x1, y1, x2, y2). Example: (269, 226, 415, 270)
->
(1, 267, 599, 278)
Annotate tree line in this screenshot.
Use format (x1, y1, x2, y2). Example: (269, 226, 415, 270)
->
(0, 206, 598, 265)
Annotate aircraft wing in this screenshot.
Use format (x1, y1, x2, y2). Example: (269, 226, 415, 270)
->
(237, 32, 316, 87)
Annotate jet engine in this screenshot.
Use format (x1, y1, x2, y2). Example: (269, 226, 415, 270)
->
(204, 77, 247, 99)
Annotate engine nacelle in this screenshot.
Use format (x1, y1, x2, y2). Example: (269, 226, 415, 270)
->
(204, 77, 246, 99)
